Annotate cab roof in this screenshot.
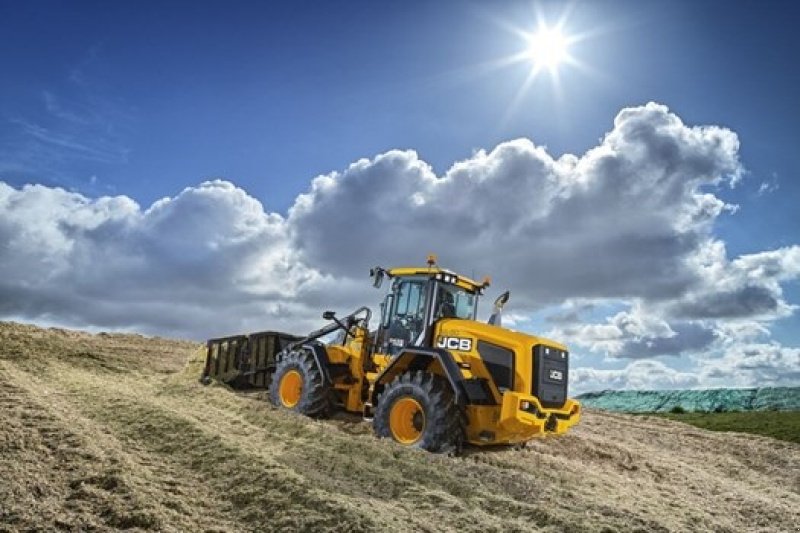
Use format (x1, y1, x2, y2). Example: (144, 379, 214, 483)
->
(386, 266, 488, 293)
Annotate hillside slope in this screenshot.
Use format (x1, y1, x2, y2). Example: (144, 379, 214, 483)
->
(1, 322, 798, 532)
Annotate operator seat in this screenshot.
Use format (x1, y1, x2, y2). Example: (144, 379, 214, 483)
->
(438, 290, 457, 318)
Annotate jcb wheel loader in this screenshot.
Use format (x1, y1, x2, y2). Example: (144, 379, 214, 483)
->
(203, 256, 580, 452)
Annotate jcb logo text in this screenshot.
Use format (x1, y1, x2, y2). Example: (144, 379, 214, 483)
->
(436, 336, 472, 352)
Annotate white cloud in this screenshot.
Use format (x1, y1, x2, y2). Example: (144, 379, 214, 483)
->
(699, 343, 800, 388)
(571, 343, 800, 394)
(1, 102, 798, 391)
(571, 360, 700, 394)
(288, 102, 743, 310)
(546, 301, 722, 360)
(756, 173, 779, 196)
(0, 180, 332, 338)
(543, 239, 800, 360)
(665, 242, 800, 321)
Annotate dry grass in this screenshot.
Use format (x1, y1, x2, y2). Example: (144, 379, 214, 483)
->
(1, 321, 798, 532)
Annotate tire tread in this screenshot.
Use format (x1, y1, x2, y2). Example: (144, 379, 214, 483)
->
(373, 370, 464, 454)
(269, 349, 332, 418)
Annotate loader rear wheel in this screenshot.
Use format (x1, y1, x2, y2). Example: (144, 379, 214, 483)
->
(373, 371, 464, 454)
(269, 350, 332, 418)
(277, 369, 303, 408)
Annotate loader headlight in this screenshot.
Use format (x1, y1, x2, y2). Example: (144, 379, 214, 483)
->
(520, 400, 538, 415)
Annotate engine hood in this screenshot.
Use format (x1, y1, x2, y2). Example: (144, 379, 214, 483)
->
(434, 319, 568, 353)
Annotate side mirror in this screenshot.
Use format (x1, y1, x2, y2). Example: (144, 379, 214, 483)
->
(488, 291, 510, 327)
(370, 267, 385, 288)
(322, 310, 336, 321)
(494, 291, 510, 310)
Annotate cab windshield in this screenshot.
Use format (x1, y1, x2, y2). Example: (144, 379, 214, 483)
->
(435, 284, 477, 320)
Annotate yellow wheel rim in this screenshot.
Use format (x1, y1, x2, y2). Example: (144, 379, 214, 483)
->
(389, 397, 425, 444)
(278, 370, 303, 408)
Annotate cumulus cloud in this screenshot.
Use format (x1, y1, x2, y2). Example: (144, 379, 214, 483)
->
(571, 360, 700, 394)
(548, 239, 800, 363)
(289, 102, 743, 309)
(569, 343, 800, 394)
(699, 343, 800, 388)
(666, 241, 800, 321)
(1, 102, 798, 391)
(0, 180, 334, 338)
(547, 301, 722, 359)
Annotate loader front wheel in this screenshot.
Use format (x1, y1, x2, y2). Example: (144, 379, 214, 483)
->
(373, 371, 464, 454)
(269, 350, 332, 418)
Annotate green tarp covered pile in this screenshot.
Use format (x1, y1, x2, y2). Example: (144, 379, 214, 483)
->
(576, 387, 800, 413)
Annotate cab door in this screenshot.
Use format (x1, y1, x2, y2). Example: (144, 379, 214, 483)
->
(377, 278, 431, 356)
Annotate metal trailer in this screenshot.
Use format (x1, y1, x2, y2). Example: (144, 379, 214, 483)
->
(201, 331, 300, 389)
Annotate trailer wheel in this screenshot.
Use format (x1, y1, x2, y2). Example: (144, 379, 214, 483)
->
(269, 349, 332, 418)
(373, 371, 464, 454)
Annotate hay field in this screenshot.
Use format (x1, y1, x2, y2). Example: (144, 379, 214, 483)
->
(1, 322, 798, 532)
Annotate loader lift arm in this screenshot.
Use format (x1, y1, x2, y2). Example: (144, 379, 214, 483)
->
(283, 306, 371, 353)
(278, 306, 372, 385)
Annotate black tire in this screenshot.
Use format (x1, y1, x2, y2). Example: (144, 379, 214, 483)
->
(373, 371, 464, 454)
(269, 349, 332, 418)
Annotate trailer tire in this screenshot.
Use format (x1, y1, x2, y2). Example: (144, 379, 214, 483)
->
(269, 349, 332, 418)
(373, 371, 464, 454)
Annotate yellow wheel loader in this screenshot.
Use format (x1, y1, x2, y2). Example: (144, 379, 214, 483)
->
(202, 256, 580, 452)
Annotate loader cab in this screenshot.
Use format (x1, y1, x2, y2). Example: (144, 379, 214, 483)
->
(374, 268, 480, 356)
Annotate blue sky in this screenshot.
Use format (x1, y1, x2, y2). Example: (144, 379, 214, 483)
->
(1, 1, 798, 391)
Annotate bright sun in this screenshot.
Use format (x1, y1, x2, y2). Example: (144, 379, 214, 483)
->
(527, 27, 569, 71)
(484, 13, 585, 124)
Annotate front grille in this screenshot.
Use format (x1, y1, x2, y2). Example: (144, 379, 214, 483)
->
(532, 344, 569, 408)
